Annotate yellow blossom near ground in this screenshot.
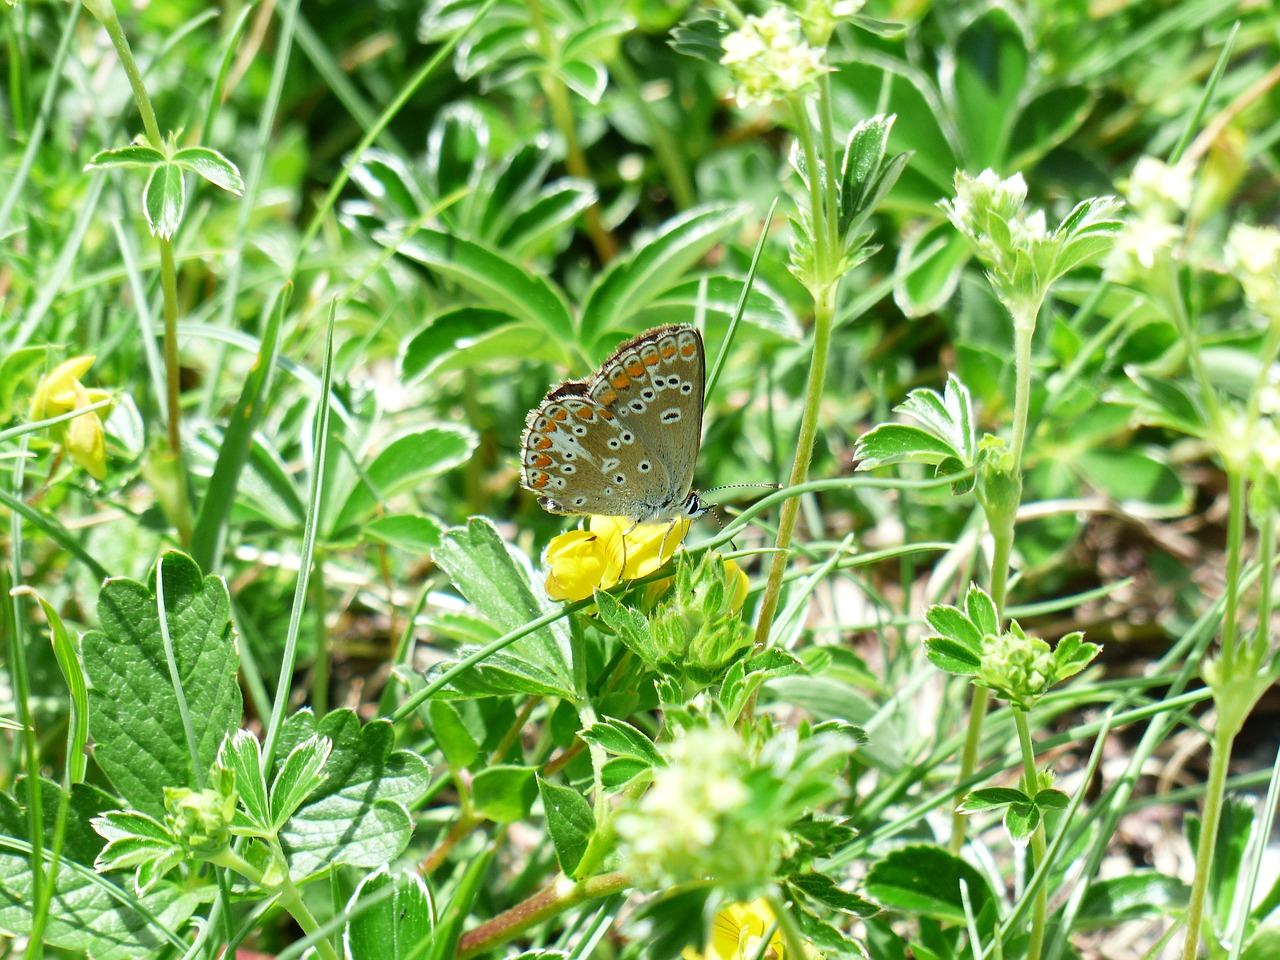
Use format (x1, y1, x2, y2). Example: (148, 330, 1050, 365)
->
(681, 898, 821, 960)
(30, 355, 113, 480)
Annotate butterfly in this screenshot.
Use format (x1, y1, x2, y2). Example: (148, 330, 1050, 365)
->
(520, 324, 708, 524)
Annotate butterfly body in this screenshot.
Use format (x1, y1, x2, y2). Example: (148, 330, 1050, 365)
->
(520, 324, 707, 523)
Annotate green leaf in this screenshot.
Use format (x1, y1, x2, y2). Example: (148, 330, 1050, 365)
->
(1074, 873, 1189, 929)
(24, 589, 89, 784)
(171, 146, 244, 194)
(270, 735, 332, 829)
(345, 866, 435, 960)
(536, 775, 595, 877)
(191, 284, 289, 573)
(864, 845, 995, 924)
(143, 161, 185, 240)
(218, 730, 270, 831)
(331, 426, 478, 534)
(85, 145, 166, 169)
(432, 519, 576, 698)
(787, 872, 880, 917)
(949, 6, 1029, 168)
(558, 58, 606, 104)
(472, 765, 538, 823)
(1243, 923, 1280, 960)
(83, 552, 241, 818)
(964, 585, 998, 637)
(0, 780, 199, 959)
(0, 345, 52, 417)
(855, 424, 960, 469)
(580, 203, 747, 339)
(363, 513, 445, 553)
(401, 308, 519, 382)
(1033, 788, 1069, 810)
(1003, 801, 1038, 844)
(923, 602, 983, 654)
(894, 224, 970, 317)
(957, 787, 1028, 812)
(395, 228, 575, 341)
(1008, 85, 1094, 170)
(638, 274, 801, 340)
(1053, 631, 1100, 682)
(923, 638, 981, 675)
(579, 719, 661, 766)
(427, 700, 481, 768)
(501, 180, 597, 258)
(1074, 447, 1187, 515)
(601, 757, 651, 790)
(275, 710, 430, 880)
(668, 9, 728, 63)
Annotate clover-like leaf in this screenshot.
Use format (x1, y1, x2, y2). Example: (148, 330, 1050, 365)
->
(219, 730, 270, 833)
(956, 787, 1029, 813)
(1053, 630, 1101, 682)
(1004, 801, 1039, 846)
(270, 735, 332, 830)
(171, 146, 244, 194)
(143, 162, 185, 240)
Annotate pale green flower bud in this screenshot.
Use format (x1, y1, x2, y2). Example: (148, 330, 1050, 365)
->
(977, 623, 1055, 709)
(797, 0, 865, 45)
(721, 6, 829, 107)
(1122, 156, 1194, 218)
(163, 769, 236, 858)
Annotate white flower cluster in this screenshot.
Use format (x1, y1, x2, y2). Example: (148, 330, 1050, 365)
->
(721, 7, 829, 107)
(1104, 156, 1195, 283)
(614, 725, 748, 886)
(1225, 222, 1280, 323)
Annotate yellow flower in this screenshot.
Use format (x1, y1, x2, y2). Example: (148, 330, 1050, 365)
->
(30, 355, 112, 480)
(544, 516, 690, 602)
(723, 558, 750, 612)
(682, 899, 821, 960)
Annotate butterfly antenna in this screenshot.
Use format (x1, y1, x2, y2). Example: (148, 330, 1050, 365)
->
(701, 482, 784, 497)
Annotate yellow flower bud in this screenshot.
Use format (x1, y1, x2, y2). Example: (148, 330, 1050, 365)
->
(31, 355, 97, 420)
(30, 355, 112, 480)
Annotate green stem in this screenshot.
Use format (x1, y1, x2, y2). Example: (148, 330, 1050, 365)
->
(952, 300, 1037, 852)
(752, 98, 838, 649)
(527, 0, 617, 262)
(310, 554, 329, 717)
(768, 892, 810, 960)
(753, 280, 837, 647)
(456, 873, 630, 958)
(1181, 723, 1236, 960)
(1013, 709, 1047, 960)
(159, 241, 183, 460)
(817, 79, 840, 266)
(93, 2, 163, 147)
(1219, 469, 1247, 667)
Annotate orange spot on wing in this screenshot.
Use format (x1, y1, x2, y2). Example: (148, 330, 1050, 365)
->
(600, 390, 617, 405)
(533, 435, 553, 449)
(643, 353, 659, 366)
(611, 374, 630, 389)
(532, 454, 552, 468)
(575, 406, 595, 420)
(680, 342, 696, 357)
(626, 359, 644, 377)
(531, 473, 550, 489)
(551, 407, 568, 421)
(661, 343, 677, 358)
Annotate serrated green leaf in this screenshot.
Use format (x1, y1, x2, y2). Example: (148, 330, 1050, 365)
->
(957, 787, 1028, 812)
(218, 730, 270, 831)
(85, 145, 166, 169)
(1034, 788, 1069, 810)
(855, 423, 960, 469)
(432, 519, 576, 698)
(473, 765, 538, 823)
(0, 781, 199, 959)
(171, 146, 244, 194)
(601, 757, 651, 791)
(143, 162, 185, 240)
(275, 710, 429, 880)
(788, 872, 880, 917)
(579, 719, 661, 765)
(83, 552, 241, 818)
(923, 602, 983, 653)
(1003, 802, 1039, 844)
(864, 845, 995, 923)
(270, 735, 332, 829)
(345, 866, 435, 960)
(537, 775, 595, 877)
(924, 638, 981, 675)
(964, 585, 999, 637)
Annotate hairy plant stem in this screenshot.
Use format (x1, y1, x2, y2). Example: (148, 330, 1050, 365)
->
(456, 872, 630, 958)
(1181, 721, 1235, 960)
(752, 95, 839, 649)
(1013, 709, 1047, 960)
(93, 1, 191, 535)
(527, 0, 617, 263)
(950, 302, 1038, 853)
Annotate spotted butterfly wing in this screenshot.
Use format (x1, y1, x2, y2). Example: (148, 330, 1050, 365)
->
(519, 324, 706, 523)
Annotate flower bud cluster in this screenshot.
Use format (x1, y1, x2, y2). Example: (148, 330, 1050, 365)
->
(721, 7, 828, 107)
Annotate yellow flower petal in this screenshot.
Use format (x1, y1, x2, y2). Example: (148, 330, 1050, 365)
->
(723, 558, 750, 612)
(589, 516, 689, 581)
(30, 355, 96, 419)
(544, 529, 621, 602)
(66, 402, 107, 480)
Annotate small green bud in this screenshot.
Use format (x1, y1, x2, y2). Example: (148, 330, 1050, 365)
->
(977, 623, 1056, 709)
(163, 774, 236, 858)
(647, 553, 753, 686)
